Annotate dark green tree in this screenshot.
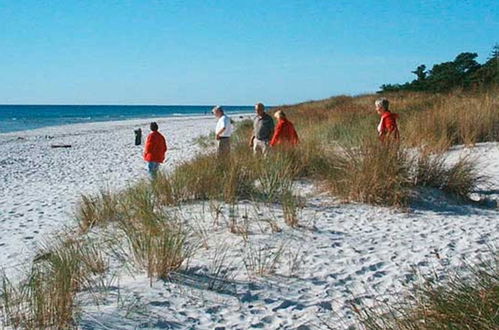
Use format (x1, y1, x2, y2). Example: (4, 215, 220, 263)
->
(472, 44, 499, 87)
(379, 45, 497, 93)
(412, 64, 427, 81)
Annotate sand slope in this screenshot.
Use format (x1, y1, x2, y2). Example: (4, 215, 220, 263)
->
(1, 118, 498, 329)
(0, 116, 217, 274)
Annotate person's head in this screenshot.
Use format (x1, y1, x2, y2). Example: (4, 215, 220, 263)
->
(211, 105, 224, 118)
(255, 102, 265, 117)
(150, 122, 159, 131)
(274, 110, 286, 120)
(375, 98, 389, 114)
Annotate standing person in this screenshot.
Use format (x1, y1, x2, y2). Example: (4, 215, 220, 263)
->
(134, 128, 142, 145)
(375, 98, 400, 142)
(143, 122, 167, 178)
(270, 110, 299, 147)
(249, 102, 274, 154)
(212, 105, 233, 156)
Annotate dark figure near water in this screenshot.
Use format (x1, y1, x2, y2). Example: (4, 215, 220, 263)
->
(134, 128, 142, 146)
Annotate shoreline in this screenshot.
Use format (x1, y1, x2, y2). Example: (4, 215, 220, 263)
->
(0, 112, 254, 139)
(0, 111, 497, 327)
(0, 113, 251, 276)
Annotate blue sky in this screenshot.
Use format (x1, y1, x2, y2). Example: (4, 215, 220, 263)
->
(0, 0, 497, 105)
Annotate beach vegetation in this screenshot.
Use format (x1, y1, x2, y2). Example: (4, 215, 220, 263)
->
(7, 85, 497, 328)
(243, 241, 286, 277)
(355, 257, 499, 329)
(0, 235, 107, 329)
(76, 189, 123, 233)
(379, 44, 499, 92)
(117, 216, 191, 282)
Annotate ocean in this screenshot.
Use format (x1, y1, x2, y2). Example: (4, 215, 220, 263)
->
(0, 105, 254, 133)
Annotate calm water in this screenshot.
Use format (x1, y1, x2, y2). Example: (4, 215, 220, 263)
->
(0, 105, 254, 133)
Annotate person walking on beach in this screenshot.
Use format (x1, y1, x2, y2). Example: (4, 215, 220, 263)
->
(270, 110, 299, 148)
(143, 122, 167, 177)
(249, 102, 274, 154)
(212, 105, 233, 156)
(375, 98, 400, 142)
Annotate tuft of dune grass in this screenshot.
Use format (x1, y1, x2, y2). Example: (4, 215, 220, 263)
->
(355, 257, 499, 330)
(0, 235, 108, 329)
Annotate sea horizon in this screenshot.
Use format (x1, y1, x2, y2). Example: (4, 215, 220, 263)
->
(0, 104, 255, 134)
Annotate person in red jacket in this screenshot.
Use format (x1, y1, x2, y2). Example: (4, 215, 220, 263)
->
(270, 110, 299, 147)
(143, 122, 167, 177)
(375, 98, 400, 142)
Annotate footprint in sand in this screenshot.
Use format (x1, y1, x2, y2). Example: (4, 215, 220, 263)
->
(317, 301, 333, 311)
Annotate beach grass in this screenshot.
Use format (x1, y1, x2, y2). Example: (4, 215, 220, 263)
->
(0, 235, 108, 328)
(74, 90, 495, 233)
(76, 188, 125, 233)
(355, 257, 499, 330)
(4, 89, 498, 328)
(117, 216, 190, 281)
(73, 90, 495, 232)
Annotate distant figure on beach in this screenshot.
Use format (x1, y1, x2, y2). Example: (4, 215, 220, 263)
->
(270, 110, 299, 147)
(375, 98, 400, 142)
(212, 105, 233, 156)
(249, 103, 274, 154)
(143, 122, 167, 177)
(134, 128, 142, 146)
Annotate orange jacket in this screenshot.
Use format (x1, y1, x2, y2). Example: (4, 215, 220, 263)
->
(270, 118, 299, 146)
(144, 131, 167, 163)
(378, 111, 400, 141)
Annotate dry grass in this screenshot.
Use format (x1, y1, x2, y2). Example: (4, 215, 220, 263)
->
(403, 92, 499, 151)
(44, 88, 496, 328)
(412, 151, 483, 199)
(76, 189, 122, 232)
(277, 89, 499, 151)
(118, 218, 190, 281)
(321, 140, 482, 207)
(114, 184, 193, 281)
(325, 140, 411, 207)
(280, 190, 302, 228)
(356, 258, 499, 330)
(0, 235, 108, 329)
(243, 241, 286, 277)
(4, 89, 496, 328)
(75, 90, 495, 230)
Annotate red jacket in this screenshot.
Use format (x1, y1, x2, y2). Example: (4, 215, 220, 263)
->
(270, 118, 299, 146)
(378, 111, 400, 141)
(144, 131, 167, 163)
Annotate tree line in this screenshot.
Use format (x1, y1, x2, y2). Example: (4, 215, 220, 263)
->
(379, 44, 499, 93)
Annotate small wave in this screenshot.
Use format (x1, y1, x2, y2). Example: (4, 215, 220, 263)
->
(11, 118, 17, 120)
(171, 113, 203, 117)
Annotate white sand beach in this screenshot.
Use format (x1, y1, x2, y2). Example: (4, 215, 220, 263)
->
(1, 117, 498, 329)
(0, 115, 227, 274)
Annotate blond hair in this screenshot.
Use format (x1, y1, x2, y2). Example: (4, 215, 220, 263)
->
(274, 110, 286, 119)
(375, 98, 389, 110)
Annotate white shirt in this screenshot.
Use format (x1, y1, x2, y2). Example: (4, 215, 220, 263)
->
(216, 115, 233, 137)
(377, 117, 383, 135)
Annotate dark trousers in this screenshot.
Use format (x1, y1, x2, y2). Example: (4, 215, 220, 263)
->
(218, 137, 231, 156)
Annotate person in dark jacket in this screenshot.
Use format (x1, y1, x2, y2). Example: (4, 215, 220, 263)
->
(143, 122, 167, 177)
(249, 102, 274, 154)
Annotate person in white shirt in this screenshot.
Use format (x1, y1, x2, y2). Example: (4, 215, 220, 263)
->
(212, 105, 233, 156)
